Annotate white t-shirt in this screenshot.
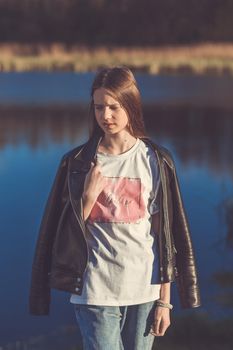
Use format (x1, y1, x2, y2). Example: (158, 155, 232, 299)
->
(70, 138, 161, 306)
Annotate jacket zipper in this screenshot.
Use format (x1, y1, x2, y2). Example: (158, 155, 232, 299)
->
(154, 149, 172, 263)
(68, 189, 89, 271)
(55, 200, 70, 237)
(80, 195, 90, 276)
(160, 161, 172, 261)
(158, 185, 164, 281)
(67, 158, 90, 279)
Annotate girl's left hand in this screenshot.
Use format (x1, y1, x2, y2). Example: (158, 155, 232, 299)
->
(150, 306, 171, 336)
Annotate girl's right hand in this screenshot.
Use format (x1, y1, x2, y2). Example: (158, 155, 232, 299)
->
(83, 161, 106, 202)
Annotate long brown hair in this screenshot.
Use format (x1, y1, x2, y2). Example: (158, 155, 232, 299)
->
(88, 66, 147, 138)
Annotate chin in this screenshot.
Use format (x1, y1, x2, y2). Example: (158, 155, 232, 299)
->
(103, 129, 119, 135)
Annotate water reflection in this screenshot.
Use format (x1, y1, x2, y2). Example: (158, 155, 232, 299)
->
(212, 197, 233, 310)
(223, 198, 233, 250)
(1, 104, 233, 177)
(0, 105, 88, 149)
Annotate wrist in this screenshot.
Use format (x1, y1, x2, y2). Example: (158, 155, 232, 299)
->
(158, 295, 170, 303)
(159, 282, 171, 304)
(159, 299, 170, 304)
(156, 299, 173, 310)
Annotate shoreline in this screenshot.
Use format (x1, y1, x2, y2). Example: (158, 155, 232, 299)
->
(1, 42, 233, 75)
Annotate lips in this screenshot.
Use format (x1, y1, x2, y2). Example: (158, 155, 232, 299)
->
(103, 123, 115, 127)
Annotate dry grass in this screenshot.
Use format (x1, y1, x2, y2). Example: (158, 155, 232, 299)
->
(1, 42, 233, 74)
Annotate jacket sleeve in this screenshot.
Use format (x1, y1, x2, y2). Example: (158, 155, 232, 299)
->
(169, 155, 201, 308)
(29, 154, 68, 315)
(171, 157, 201, 308)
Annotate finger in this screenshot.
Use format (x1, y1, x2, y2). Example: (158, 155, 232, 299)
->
(149, 329, 156, 337)
(154, 318, 161, 335)
(158, 319, 165, 336)
(94, 156, 99, 165)
(85, 163, 95, 178)
(159, 318, 170, 336)
(88, 162, 95, 171)
(93, 154, 102, 166)
(94, 155, 102, 169)
(90, 164, 101, 177)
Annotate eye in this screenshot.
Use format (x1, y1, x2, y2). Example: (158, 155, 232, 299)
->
(94, 106, 103, 111)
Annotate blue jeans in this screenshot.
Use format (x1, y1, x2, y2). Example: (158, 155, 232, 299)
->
(74, 300, 156, 350)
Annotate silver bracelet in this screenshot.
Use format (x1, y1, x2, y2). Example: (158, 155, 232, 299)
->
(156, 299, 173, 310)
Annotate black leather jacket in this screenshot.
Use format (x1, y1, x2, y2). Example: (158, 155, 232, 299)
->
(29, 135, 201, 315)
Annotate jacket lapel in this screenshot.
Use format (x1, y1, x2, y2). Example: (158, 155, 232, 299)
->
(67, 135, 102, 228)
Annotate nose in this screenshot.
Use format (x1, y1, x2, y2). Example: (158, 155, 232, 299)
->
(102, 106, 112, 120)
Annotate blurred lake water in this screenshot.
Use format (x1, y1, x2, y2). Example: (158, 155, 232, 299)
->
(0, 72, 233, 347)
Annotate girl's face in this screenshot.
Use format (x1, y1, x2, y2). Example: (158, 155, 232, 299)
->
(93, 88, 130, 136)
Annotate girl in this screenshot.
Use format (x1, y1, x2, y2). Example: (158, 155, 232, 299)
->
(29, 66, 201, 350)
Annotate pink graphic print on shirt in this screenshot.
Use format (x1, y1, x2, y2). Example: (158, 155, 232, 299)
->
(89, 177, 146, 224)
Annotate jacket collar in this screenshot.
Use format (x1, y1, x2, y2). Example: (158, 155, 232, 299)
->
(71, 134, 174, 170)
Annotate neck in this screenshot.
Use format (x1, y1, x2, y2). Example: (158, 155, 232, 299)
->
(100, 131, 137, 155)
